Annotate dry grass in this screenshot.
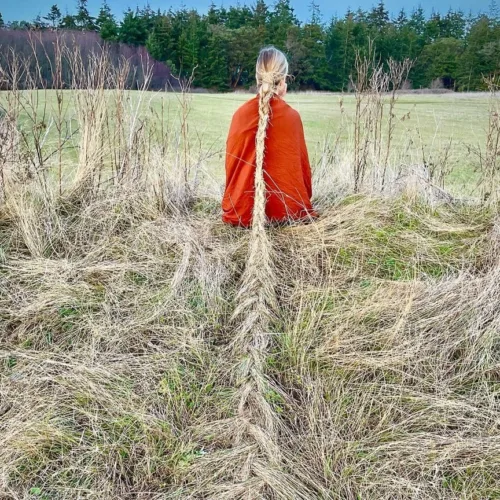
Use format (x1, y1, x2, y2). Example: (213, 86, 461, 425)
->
(2, 186, 498, 498)
(1, 41, 500, 499)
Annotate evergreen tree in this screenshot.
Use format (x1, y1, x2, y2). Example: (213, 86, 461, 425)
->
(353, 8, 367, 23)
(207, 2, 227, 25)
(147, 15, 172, 62)
(0, 12, 3, 28)
(202, 24, 230, 89)
(408, 6, 426, 36)
(75, 0, 96, 31)
(2, 1, 500, 93)
(442, 9, 466, 39)
(368, 1, 389, 29)
(394, 9, 408, 30)
(459, 15, 500, 89)
(296, 1, 327, 88)
(324, 12, 360, 91)
(252, 0, 269, 29)
(424, 11, 441, 42)
(251, 0, 269, 45)
(309, 0, 322, 25)
(226, 25, 260, 87)
(416, 37, 463, 88)
(268, 0, 299, 50)
(60, 13, 77, 29)
(8, 20, 33, 30)
(119, 8, 148, 46)
(489, 0, 499, 21)
(138, 4, 157, 33)
(96, 1, 118, 41)
(44, 5, 61, 28)
(391, 8, 420, 61)
(32, 14, 47, 30)
(227, 5, 253, 29)
(177, 10, 203, 74)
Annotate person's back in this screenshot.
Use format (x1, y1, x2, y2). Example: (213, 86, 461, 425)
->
(222, 47, 317, 227)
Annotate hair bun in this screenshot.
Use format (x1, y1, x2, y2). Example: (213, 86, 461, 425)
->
(256, 47, 288, 93)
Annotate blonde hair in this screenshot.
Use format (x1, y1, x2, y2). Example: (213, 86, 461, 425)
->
(253, 46, 289, 231)
(225, 47, 297, 497)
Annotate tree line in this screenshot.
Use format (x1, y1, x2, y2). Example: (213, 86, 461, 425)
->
(1, 0, 500, 91)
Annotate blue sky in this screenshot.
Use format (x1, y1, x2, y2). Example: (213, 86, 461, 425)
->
(1, 0, 493, 23)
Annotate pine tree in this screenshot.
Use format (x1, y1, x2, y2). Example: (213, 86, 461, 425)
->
(0, 12, 4, 28)
(60, 13, 77, 29)
(147, 16, 172, 62)
(96, 1, 118, 41)
(44, 5, 62, 28)
(75, 0, 96, 31)
(119, 8, 148, 46)
(32, 14, 47, 30)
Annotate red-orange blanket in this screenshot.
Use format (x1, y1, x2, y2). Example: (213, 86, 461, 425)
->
(222, 95, 317, 227)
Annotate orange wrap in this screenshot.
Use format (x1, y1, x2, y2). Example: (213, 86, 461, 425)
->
(222, 95, 317, 227)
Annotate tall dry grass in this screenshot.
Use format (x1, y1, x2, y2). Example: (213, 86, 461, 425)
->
(1, 38, 500, 499)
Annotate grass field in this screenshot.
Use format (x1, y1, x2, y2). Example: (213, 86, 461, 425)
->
(3, 90, 491, 192)
(1, 77, 500, 499)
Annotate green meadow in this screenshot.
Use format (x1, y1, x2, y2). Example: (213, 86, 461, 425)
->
(4, 90, 490, 192)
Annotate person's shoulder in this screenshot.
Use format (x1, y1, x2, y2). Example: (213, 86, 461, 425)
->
(275, 97, 301, 122)
(233, 95, 259, 118)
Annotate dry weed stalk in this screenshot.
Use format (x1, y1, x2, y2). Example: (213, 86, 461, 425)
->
(0, 111, 20, 202)
(68, 48, 111, 198)
(169, 67, 198, 197)
(482, 76, 500, 205)
(349, 44, 413, 192)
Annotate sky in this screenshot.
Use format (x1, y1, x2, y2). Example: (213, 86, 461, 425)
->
(0, 0, 493, 23)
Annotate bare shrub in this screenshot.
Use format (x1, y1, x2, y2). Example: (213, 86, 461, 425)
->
(347, 44, 413, 192)
(465, 76, 500, 206)
(0, 111, 20, 202)
(430, 77, 445, 89)
(482, 76, 500, 205)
